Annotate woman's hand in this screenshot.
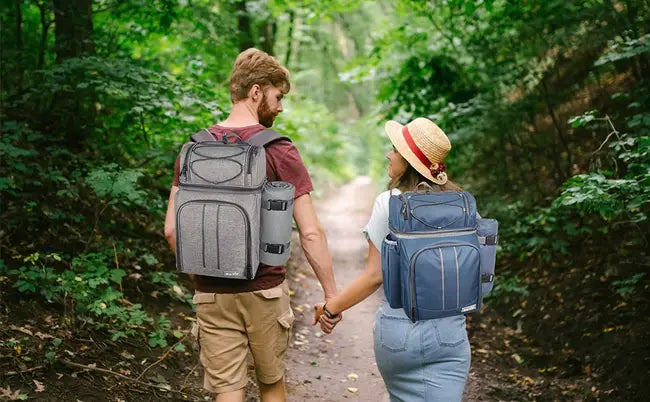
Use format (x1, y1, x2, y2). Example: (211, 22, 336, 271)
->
(312, 303, 342, 334)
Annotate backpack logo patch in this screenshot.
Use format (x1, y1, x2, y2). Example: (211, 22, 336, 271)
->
(461, 304, 477, 312)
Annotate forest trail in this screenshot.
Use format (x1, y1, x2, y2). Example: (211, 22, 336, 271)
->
(284, 176, 387, 401)
(283, 177, 489, 401)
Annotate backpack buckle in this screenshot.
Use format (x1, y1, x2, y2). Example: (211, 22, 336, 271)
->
(266, 200, 288, 211)
(481, 274, 494, 283)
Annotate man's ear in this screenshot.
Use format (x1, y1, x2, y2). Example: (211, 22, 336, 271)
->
(248, 84, 262, 103)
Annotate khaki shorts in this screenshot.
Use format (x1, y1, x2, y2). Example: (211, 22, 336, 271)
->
(192, 281, 294, 394)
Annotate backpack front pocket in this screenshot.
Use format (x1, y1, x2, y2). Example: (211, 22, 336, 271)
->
(408, 241, 481, 321)
(176, 199, 251, 278)
(381, 236, 402, 308)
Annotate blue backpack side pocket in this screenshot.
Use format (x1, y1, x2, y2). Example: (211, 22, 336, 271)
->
(477, 218, 498, 295)
(381, 235, 402, 308)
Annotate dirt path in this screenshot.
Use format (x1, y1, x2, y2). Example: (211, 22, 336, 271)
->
(285, 176, 387, 402)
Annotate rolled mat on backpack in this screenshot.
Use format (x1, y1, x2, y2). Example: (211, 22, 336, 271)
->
(259, 181, 295, 266)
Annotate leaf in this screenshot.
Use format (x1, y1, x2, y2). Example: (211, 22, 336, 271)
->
(110, 269, 126, 284)
(172, 285, 184, 296)
(33, 380, 45, 392)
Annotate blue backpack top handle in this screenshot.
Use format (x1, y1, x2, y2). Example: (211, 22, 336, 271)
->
(382, 187, 498, 322)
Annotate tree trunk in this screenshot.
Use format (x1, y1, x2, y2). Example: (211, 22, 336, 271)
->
(52, 0, 95, 62)
(284, 10, 295, 66)
(259, 20, 276, 55)
(51, 0, 96, 149)
(15, 0, 23, 91)
(235, 0, 254, 51)
(33, 0, 52, 69)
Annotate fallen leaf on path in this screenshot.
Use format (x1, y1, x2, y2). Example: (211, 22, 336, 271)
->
(347, 387, 358, 393)
(34, 332, 54, 340)
(475, 348, 489, 354)
(347, 373, 358, 380)
(512, 354, 523, 364)
(120, 351, 135, 360)
(172, 285, 184, 296)
(10, 325, 33, 336)
(33, 380, 45, 392)
(0, 386, 26, 400)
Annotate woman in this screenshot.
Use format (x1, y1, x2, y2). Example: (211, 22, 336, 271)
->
(313, 117, 471, 401)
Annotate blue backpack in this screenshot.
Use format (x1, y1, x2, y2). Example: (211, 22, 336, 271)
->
(381, 188, 498, 322)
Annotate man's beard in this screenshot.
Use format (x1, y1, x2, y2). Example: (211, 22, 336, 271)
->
(258, 93, 275, 128)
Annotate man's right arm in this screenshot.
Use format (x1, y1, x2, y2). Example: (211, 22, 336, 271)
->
(293, 194, 338, 300)
(164, 185, 179, 253)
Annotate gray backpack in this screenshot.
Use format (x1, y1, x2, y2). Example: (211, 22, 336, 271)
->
(174, 129, 292, 279)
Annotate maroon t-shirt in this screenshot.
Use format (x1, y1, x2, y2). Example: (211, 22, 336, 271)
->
(173, 124, 313, 293)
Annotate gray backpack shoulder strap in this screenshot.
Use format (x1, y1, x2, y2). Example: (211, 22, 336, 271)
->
(190, 129, 215, 142)
(247, 129, 291, 147)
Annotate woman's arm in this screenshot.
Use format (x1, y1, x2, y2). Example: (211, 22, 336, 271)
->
(313, 240, 383, 333)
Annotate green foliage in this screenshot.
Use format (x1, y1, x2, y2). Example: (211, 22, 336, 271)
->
(275, 97, 355, 185)
(595, 34, 650, 66)
(0, 250, 184, 347)
(486, 273, 529, 306)
(86, 163, 147, 207)
(148, 316, 171, 348)
(612, 273, 646, 296)
(151, 271, 192, 305)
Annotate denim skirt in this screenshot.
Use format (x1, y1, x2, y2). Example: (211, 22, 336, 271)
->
(373, 300, 471, 402)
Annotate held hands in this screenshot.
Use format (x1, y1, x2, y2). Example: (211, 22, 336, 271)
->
(312, 303, 342, 334)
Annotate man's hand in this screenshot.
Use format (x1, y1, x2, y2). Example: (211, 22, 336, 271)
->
(312, 303, 342, 334)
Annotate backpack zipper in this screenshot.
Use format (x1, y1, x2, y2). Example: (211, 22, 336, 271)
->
(181, 142, 199, 182)
(246, 145, 257, 174)
(408, 241, 481, 322)
(178, 182, 265, 192)
(460, 192, 470, 226)
(393, 228, 476, 239)
(399, 193, 410, 220)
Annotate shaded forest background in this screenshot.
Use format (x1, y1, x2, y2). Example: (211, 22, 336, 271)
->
(1, 0, 649, 400)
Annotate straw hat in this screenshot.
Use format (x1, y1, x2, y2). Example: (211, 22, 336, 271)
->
(384, 117, 451, 185)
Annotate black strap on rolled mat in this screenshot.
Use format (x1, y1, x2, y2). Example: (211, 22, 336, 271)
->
(264, 242, 290, 254)
(265, 199, 294, 211)
(478, 235, 498, 245)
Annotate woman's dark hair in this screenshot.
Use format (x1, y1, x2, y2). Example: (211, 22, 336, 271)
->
(388, 163, 462, 193)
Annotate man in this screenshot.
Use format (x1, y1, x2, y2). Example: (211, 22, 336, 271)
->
(164, 48, 340, 402)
